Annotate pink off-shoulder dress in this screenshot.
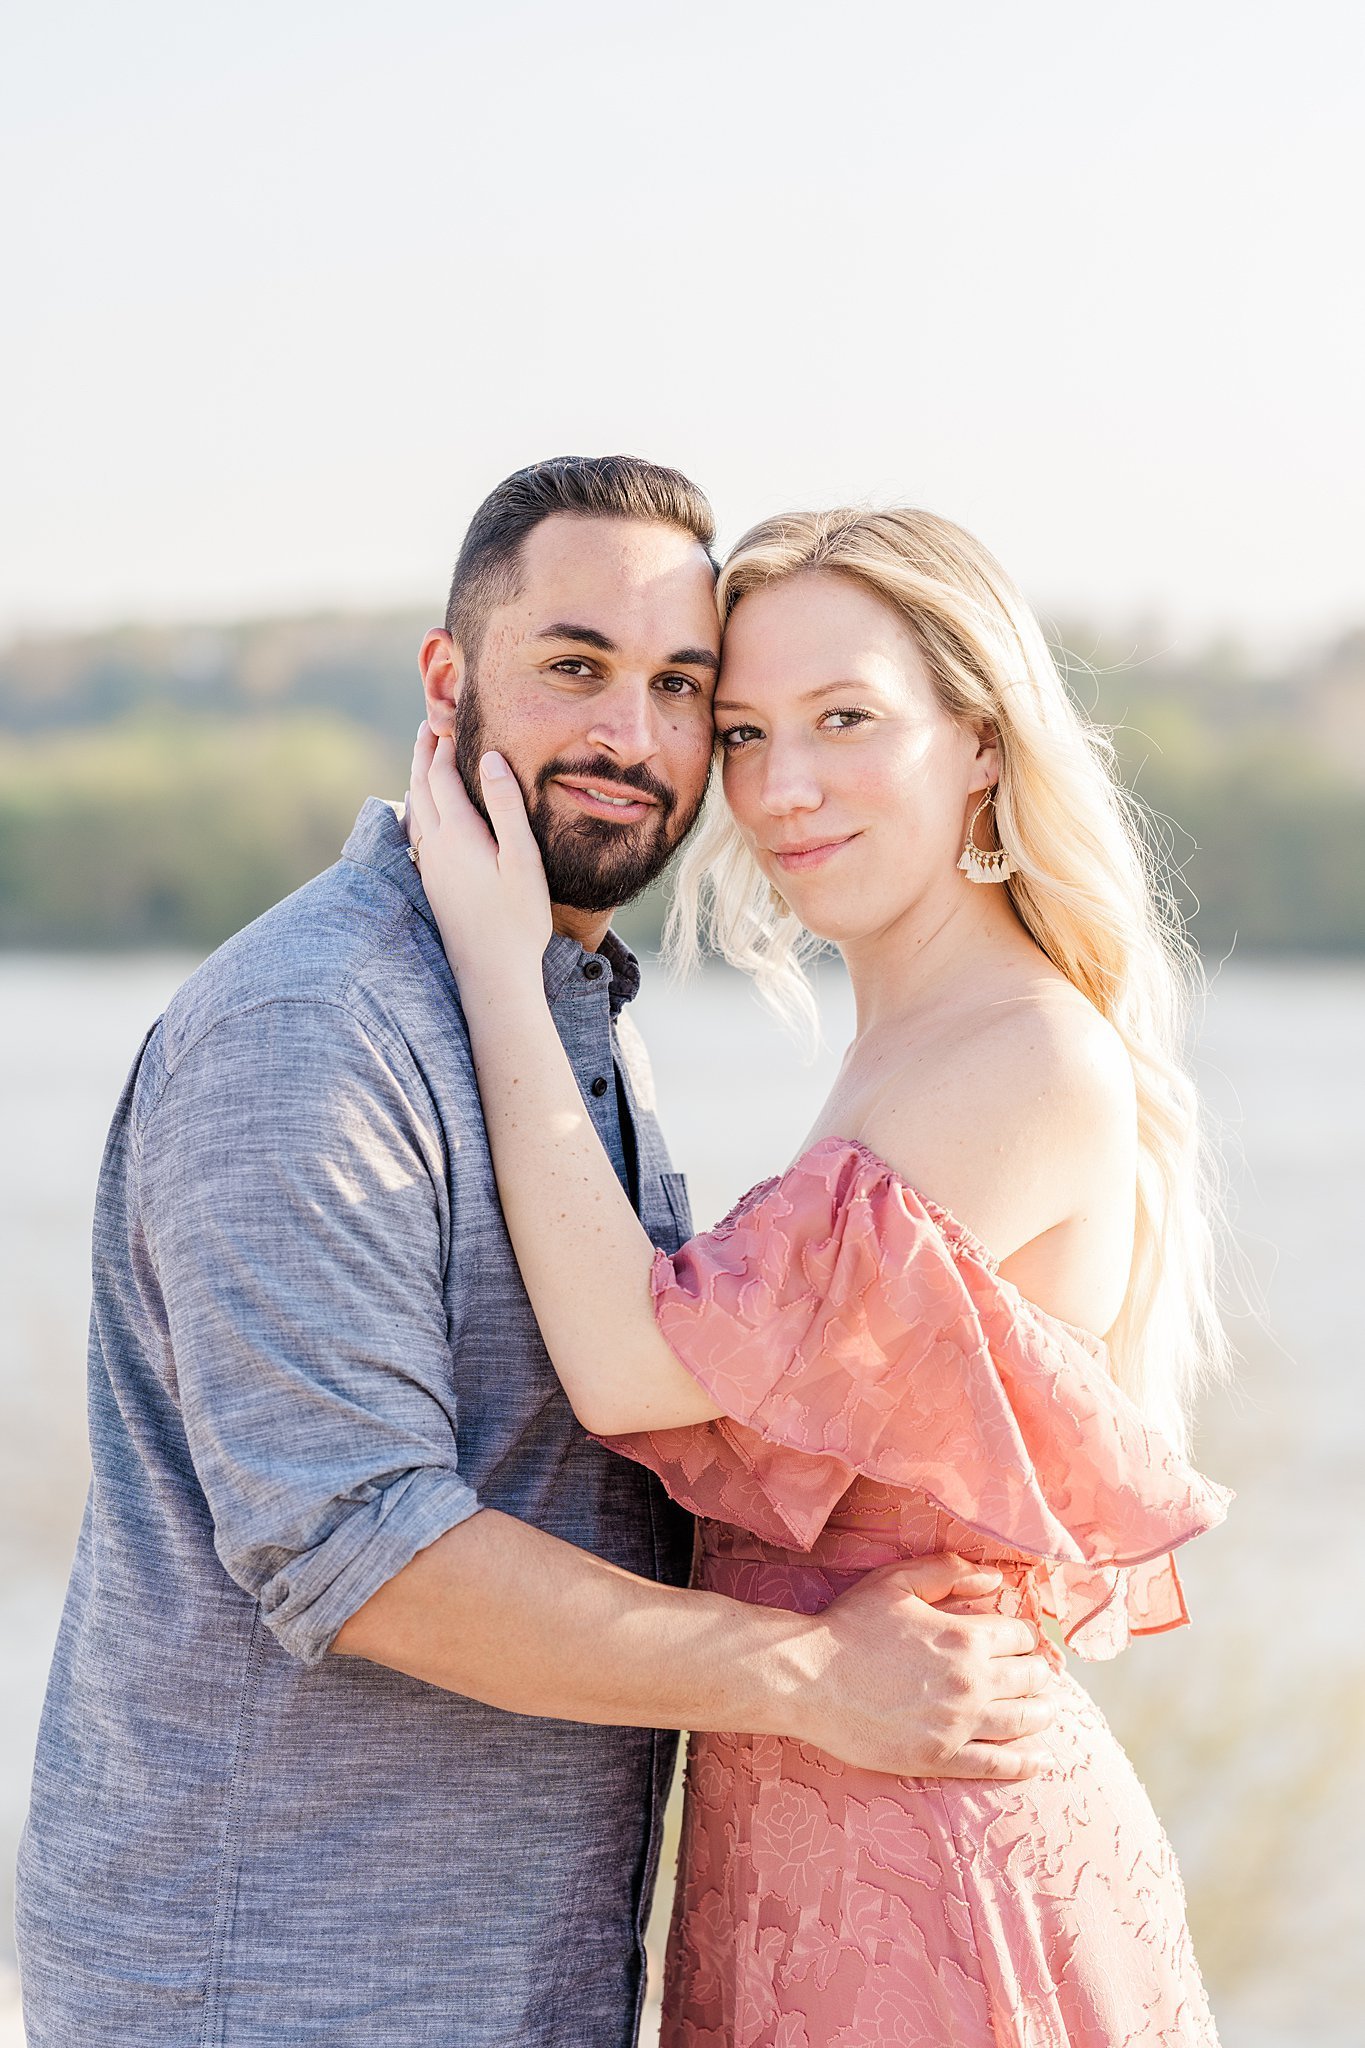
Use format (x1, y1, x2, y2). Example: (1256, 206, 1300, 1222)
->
(607, 1138, 1231, 2048)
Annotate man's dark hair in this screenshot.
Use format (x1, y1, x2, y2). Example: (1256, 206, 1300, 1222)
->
(444, 454, 717, 655)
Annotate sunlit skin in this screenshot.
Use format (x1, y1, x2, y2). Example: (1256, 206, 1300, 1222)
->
(407, 559, 1137, 1355)
(417, 514, 720, 951)
(714, 571, 1138, 1333)
(380, 555, 1085, 1781)
(334, 520, 1061, 1783)
(714, 570, 1005, 976)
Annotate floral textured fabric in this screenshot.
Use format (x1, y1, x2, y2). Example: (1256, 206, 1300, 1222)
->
(606, 1139, 1231, 2047)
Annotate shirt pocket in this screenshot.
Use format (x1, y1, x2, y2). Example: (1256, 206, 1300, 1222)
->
(659, 1171, 693, 1249)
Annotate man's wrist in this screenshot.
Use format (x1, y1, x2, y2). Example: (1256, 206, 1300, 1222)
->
(714, 1601, 832, 1744)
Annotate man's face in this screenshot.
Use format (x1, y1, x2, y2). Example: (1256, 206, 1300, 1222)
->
(423, 515, 720, 914)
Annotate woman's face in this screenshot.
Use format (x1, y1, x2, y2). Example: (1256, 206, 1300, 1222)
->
(714, 570, 997, 945)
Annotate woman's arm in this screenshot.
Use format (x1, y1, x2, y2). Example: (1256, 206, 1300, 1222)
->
(407, 727, 724, 1434)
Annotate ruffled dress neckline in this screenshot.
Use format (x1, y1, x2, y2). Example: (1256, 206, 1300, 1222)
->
(727, 1134, 1110, 1357)
(606, 1134, 1231, 1661)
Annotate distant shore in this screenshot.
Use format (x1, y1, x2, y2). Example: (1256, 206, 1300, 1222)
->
(3, 611, 1364, 957)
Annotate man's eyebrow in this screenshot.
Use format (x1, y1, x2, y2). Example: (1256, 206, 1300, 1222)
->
(667, 647, 720, 675)
(534, 625, 719, 675)
(535, 623, 618, 653)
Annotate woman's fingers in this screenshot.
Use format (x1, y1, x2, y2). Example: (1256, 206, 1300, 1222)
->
(477, 752, 539, 864)
(409, 733, 532, 860)
(406, 732, 550, 973)
(426, 731, 481, 830)
(408, 723, 443, 844)
(410, 728, 498, 859)
(425, 730, 465, 810)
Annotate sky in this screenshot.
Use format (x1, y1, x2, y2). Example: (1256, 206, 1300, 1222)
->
(2, 0, 1362, 648)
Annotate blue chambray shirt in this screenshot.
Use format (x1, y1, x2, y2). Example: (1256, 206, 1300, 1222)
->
(16, 798, 695, 2048)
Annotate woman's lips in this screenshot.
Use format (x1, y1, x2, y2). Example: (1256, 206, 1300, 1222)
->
(771, 834, 857, 872)
(554, 779, 659, 825)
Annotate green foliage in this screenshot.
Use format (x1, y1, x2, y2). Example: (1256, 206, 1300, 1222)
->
(1065, 625, 1365, 957)
(0, 716, 406, 948)
(1133, 743, 1365, 957)
(1, 611, 1361, 952)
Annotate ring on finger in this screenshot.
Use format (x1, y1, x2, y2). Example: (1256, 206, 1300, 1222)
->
(408, 839, 422, 868)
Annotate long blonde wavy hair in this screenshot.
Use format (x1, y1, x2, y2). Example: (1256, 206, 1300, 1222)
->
(665, 507, 1229, 1449)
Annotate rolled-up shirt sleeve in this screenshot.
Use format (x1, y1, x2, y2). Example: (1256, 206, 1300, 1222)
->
(137, 995, 480, 1665)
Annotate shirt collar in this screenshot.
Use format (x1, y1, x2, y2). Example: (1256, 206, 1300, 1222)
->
(540, 927, 642, 1015)
(342, 797, 643, 1016)
(342, 796, 434, 926)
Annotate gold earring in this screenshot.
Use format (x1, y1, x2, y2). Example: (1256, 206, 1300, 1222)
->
(958, 790, 1015, 884)
(768, 884, 794, 919)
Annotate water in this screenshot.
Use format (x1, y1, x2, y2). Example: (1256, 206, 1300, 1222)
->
(1, 954, 1360, 2046)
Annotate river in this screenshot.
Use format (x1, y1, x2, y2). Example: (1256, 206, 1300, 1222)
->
(1, 954, 1360, 2047)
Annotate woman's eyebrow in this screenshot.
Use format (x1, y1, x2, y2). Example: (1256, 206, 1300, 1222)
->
(714, 680, 873, 713)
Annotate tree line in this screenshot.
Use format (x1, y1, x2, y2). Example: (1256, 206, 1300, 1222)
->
(1, 610, 1361, 956)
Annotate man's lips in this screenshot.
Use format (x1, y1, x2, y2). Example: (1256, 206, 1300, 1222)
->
(769, 833, 859, 872)
(553, 777, 662, 824)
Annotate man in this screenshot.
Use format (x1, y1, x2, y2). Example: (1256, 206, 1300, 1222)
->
(17, 456, 1053, 2047)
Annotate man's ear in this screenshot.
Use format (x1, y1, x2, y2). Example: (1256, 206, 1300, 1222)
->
(418, 629, 465, 738)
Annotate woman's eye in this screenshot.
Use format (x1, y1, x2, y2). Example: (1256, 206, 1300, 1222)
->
(822, 706, 872, 731)
(717, 724, 762, 751)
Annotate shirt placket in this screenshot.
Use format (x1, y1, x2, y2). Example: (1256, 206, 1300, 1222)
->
(550, 952, 632, 1201)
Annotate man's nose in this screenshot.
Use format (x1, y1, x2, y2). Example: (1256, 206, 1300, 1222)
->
(586, 681, 662, 764)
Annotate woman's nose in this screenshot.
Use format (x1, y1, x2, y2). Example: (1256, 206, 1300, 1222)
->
(757, 747, 823, 816)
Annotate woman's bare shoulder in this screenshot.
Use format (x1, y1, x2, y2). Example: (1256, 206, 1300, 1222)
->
(858, 975, 1136, 1264)
(976, 976, 1134, 1128)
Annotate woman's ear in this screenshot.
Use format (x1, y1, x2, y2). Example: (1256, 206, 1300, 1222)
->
(418, 629, 465, 739)
(969, 721, 1002, 792)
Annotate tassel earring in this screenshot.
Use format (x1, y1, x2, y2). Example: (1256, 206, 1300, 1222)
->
(958, 791, 1015, 884)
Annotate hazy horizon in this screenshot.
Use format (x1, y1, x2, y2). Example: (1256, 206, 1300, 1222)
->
(3, 2, 1362, 648)
(3, 589, 1359, 665)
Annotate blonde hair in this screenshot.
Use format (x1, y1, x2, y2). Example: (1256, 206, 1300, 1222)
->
(665, 507, 1229, 1448)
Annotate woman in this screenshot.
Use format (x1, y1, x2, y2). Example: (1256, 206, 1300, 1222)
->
(407, 507, 1231, 2046)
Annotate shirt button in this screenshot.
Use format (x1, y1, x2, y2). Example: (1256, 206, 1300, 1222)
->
(582, 960, 605, 980)
(590, 1076, 609, 1097)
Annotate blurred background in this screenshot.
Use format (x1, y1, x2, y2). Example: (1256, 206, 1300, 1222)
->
(2, 3, 1361, 2043)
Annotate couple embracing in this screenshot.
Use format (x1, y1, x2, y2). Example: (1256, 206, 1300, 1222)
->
(17, 455, 1230, 2047)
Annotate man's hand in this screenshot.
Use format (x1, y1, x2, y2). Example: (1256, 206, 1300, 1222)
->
(334, 1516, 1054, 1781)
(789, 1555, 1055, 1779)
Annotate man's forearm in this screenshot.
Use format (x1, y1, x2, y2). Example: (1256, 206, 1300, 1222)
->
(332, 1507, 816, 1737)
(333, 1506, 1057, 1782)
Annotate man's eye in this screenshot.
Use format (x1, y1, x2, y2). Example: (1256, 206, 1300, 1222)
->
(655, 674, 701, 696)
(550, 660, 596, 678)
(717, 724, 762, 751)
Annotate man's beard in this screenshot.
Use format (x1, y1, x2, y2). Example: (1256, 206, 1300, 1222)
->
(455, 681, 709, 914)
